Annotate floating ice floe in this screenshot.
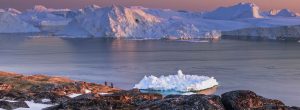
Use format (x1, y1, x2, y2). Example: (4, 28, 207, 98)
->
(134, 70, 218, 92)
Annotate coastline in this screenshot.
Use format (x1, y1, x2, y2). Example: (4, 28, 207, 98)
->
(0, 71, 298, 110)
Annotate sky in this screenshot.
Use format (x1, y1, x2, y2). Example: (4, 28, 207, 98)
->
(0, 0, 300, 12)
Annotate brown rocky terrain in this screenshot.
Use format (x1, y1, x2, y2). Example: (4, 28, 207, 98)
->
(0, 71, 299, 110)
(0, 71, 120, 95)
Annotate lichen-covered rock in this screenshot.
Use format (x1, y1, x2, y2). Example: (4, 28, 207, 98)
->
(0, 71, 120, 95)
(105, 89, 163, 105)
(0, 100, 29, 110)
(45, 89, 162, 110)
(221, 90, 286, 110)
(138, 94, 225, 110)
(0, 83, 13, 91)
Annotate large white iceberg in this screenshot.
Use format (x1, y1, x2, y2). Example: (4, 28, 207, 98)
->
(0, 12, 40, 33)
(59, 5, 249, 39)
(134, 70, 218, 92)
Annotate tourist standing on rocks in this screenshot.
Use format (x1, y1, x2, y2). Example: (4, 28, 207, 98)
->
(110, 82, 114, 88)
(104, 81, 107, 86)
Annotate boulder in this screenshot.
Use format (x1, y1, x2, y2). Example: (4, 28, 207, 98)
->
(221, 90, 286, 110)
(138, 94, 225, 110)
(0, 100, 29, 110)
(0, 90, 30, 101)
(290, 106, 300, 110)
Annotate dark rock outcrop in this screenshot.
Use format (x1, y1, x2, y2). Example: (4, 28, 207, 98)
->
(105, 89, 163, 106)
(0, 100, 29, 110)
(290, 106, 300, 110)
(0, 90, 30, 101)
(45, 89, 163, 110)
(221, 90, 290, 110)
(138, 94, 225, 110)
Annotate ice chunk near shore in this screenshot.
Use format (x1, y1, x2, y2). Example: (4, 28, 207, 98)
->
(134, 70, 218, 92)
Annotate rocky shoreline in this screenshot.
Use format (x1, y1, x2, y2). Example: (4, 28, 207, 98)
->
(0, 71, 299, 110)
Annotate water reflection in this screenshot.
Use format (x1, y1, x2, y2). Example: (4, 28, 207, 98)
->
(0, 37, 300, 105)
(141, 86, 218, 96)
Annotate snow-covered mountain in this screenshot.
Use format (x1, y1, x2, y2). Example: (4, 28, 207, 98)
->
(204, 2, 263, 20)
(262, 9, 299, 17)
(0, 11, 40, 33)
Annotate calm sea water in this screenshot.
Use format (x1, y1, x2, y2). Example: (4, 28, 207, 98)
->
(0, 36, 300, 106)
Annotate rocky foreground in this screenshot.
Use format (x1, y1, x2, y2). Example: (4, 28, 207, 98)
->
(0, 71, 299, 110)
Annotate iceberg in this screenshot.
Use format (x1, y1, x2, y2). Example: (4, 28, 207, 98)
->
(59, 5, 249, 39)
(134, 70, 218, 92)
(262, 9, 299, 17)
(19, 5, 71, 27)
(222, 25, 300, 40)
(204, 2, 263, 20)
(0, 12, 40, 33)
(1, 3, 300, 40)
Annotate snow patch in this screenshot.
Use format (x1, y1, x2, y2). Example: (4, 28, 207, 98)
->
(41, 99, 51, 103)
(68, 93, 82, 98)
(134, 70, 219, 92)
(99, 93, 112, 95)
(67, 92, 111, 98)
(15, 101, 54, 110)
(84, 89, 91, 93)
